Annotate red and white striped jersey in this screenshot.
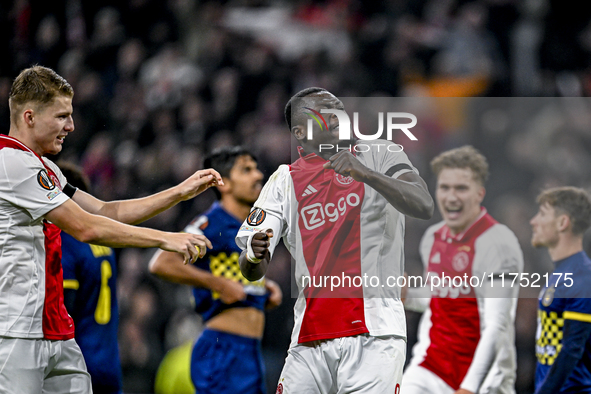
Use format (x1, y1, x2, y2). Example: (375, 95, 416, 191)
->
(408, 209, 523, 393)
(237, 141, 417, 347)
(0, 135, 74, 340)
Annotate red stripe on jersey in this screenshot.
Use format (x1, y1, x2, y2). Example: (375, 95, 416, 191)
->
(0, 135, 75, 339)
(291, 153, 368, 343)
(420, 211, 497, 390)
(42, 222, 75, 339)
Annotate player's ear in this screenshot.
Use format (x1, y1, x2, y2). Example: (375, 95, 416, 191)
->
(557, 213, 571, 233)
(23, 108, 35, 127)
(476, 185, 486, 203)
(292, 125, 306, 141)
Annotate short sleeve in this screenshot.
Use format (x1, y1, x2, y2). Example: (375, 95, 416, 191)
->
(564, 298, 591, 321)
(43, 158, 68, 189)
(473, 224, 524, 297)
(369, 140, 418, 178)
(235, 165, 289, 257)
(0, 150, 69, 220)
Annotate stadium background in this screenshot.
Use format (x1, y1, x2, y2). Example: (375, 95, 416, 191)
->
(2, 0, 591, 392)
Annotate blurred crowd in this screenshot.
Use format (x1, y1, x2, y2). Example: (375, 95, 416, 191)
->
(2, 0, 591, 393)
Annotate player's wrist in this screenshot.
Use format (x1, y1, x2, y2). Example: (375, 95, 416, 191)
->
(246, 233, 262, 264)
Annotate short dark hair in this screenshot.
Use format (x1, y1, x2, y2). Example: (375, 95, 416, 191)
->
(284, 87, 328, 131)
(55, 161, 91, 193)
(204, 146, 256, 200)
(537, 186, 591, 235)
(431, 145, 489, 186)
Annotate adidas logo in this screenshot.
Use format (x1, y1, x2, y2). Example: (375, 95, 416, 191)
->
(301, 185, 318, 197)
(430, 252, 441, 264)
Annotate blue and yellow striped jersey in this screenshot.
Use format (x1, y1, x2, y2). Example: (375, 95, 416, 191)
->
(184, 202, 269, 322)
(61, 232, 121, 393)
(536, 251, 591, 392)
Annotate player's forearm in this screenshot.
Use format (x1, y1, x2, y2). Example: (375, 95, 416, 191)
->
(362, 170, 433, 219)
(239, 251, 269, 281)
(461, 297, 514, 392)
(535, 319, 591, 394)
(149, 251, 218, 289)
(98, 186, 186, 225)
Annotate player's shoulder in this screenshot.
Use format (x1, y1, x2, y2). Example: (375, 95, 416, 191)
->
(422, 221, 446, 241)
(478, 222, 521, 250)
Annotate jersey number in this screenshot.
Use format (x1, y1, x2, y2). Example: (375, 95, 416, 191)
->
(95, 260, 112, 325)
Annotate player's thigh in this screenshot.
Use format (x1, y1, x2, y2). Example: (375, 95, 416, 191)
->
(0, 337, 45, 394)
(191, 330, 264, 394)
(42, 339, 92, 394)
(337, 335, 405, 394)
(276, 341, 339, 394)
(401, 364, 454, 394)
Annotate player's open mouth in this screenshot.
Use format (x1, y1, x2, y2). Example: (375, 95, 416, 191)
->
(57, 136, 66, 142)
(445, 207, 462, 219)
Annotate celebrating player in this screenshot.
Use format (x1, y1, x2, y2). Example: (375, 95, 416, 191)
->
(531, 187, 591, 393)
(402, 146, 524, 394)
(57, 161, 122, 394)
(149, 146, 282, 394)
(237, 88, 434, 393)
(0, 65, 220, 392)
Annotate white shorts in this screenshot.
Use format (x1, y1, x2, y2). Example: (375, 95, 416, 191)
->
(276, 334, 405, 394)
(0, 337, 92, 394)
(401, 364, 454, 394)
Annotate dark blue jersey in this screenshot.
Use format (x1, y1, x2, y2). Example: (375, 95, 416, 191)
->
(184, 202, 268, 322)
(536, 251, 591, 393)
(61, 232, 122, 394)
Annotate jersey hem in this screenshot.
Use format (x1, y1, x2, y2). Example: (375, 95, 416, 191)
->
(297, 327, 369, 344)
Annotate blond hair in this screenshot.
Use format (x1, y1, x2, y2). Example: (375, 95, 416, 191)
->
(431, 145, 489, 185)
(9, 65, 73, 125)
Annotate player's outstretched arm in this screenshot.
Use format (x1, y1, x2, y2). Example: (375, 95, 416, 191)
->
(323, 151, 433, 220)
(149, 250, 246, 304)
(72, 169, 223, 225)
(239, 230, 273, 281)
(46, 199, 210, 264)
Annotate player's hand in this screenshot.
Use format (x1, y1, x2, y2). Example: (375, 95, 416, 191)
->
(160, 233, 212, 264)
(178, 169, 224, 200)
(250, 229, 274, 260)
(214, 277, 247, 304)
(265, 279, 283, 310)
(322, 151, 369, 182)
(454, 390, 475, 394)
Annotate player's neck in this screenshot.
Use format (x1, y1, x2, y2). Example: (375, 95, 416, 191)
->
(8, 128, 41, 156)
(548, 234, 583, 262)
(220, 196, 251, 221)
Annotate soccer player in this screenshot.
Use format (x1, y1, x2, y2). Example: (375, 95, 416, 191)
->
(57, 161, 122, 394)
(0, 65, 220, 393)
(531, 187, 591, 393)
(237, 88, 434, 393)
(402, 146, 524, 394)
(149, 146, 283, 394)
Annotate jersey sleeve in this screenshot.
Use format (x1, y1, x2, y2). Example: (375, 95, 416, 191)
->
(235, 165, 289, 258)
(0, 150, 69, 220)
(404, 223, 441, 313)
(43, 158, 68, 189)
(371, 139, 419, 178)
(473, 224, 524, 298)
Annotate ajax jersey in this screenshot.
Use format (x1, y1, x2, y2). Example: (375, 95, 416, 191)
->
(0, 135, 74, 340)
(184, 202, 268, 321)
(408, 210, 523, 392)
(237, 141, 416, 347)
